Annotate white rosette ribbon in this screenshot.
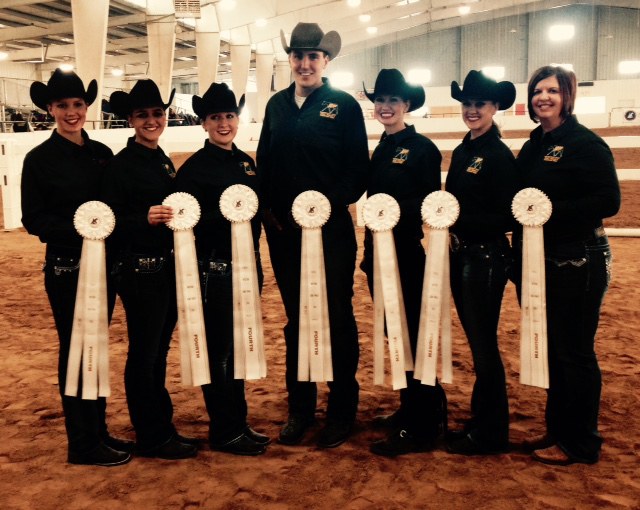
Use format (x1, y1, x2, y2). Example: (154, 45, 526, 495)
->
(415, 191, 459, 386)
(362, 193, 413, 390)
(219, 184, 266, 380)
(164, 192, 211, 387)
(512, 187, 552, 389)
(65, 201, 115, 399)
(292, 190, 333, 382)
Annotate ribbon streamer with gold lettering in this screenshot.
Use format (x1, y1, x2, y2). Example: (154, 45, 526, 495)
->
(362, 193, 413, 390)
(65, 201, 115, 399)
(292, 190, 333, 382)
(164, 192, 211, 387)
(414, 191, 460, 386)
(219, 184, 266, 380)
(512, 187, 552, 389)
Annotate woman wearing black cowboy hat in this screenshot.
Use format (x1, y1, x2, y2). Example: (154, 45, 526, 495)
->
(21, 68, 132, 466)
(445, 70, 520, 455)
(359, 69, 446, 456)
(175, 82, 269, 456)
(257, 22, 369, 448)
(101, 79, 197, 460)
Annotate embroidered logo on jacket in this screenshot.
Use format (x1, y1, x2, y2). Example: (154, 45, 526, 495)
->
(320, 101, 338, 119)
(240, 161, 256, 175)
(544, 145, 564, 162)
(466, 157, 483, 174)
(392, 147, 409, 164)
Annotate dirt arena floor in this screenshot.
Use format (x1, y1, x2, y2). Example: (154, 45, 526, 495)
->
(0, 130, 638, 509)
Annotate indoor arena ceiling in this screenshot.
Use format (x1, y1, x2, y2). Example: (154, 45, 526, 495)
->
(0, 0, 638, 81)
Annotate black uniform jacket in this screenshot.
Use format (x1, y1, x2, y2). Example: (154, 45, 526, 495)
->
(446, 125, 520, 241)
(21, 129, 113, 255)
(101, 137, 175, 254)
(368, 124, 441, 241)
(257, 78, 369, 220)
(175, 140, 261, 260)
(516, 115, 621, 244)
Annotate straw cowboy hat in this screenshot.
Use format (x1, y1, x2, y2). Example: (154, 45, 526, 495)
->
(363, 68, 426, 112)
(192, 82, 245, 120)
(451, 70, 516, 110)
(280, 22, 341, 60)
(30, 68, 98, 111)
(109, 79, 175, 118)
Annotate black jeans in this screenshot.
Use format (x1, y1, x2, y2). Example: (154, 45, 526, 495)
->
(115, 253, 178, 450)
(540, 235, 611, 462)
(44, 253, 116, 454)
(361, 232, 446, 438)
(449, 238, 510, 449)
(199, 254, 263, 445)
(265, 208, 359, 424)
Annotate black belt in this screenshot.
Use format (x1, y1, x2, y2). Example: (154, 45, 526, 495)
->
(449, 233, 507, 253)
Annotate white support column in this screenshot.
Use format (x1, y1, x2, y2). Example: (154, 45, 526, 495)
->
(255, 41, 274, 123)
(195, 2, 220, 93)
(146, 0, 176, 103)
(274, 59, 291, 92)
(229, 26, 251, 99)
(70, 0, 109, 129)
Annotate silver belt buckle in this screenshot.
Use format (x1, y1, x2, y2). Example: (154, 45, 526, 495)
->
(449, 233, 461, 252)
(209, 261, 228, 274)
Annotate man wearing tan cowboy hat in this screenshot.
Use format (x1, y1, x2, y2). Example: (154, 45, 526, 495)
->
(257, 22, 369, 448)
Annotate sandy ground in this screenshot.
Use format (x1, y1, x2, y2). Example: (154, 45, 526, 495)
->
(0, 139, 639, 509)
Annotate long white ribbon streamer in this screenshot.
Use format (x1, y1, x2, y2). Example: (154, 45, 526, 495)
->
(363, 193, 413, 390)
(512, 187, 552, 389)
(219, 184, 266, 380)
(164, 192, 211, 387)
(415, 191, 459, 386)
(292, 190, 333, 382)
(65, 201, 114, 399)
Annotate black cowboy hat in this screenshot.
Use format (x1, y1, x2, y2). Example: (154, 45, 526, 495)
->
(451, 70, 516, 110)
(280, 22, 341, 60)
(30, 68, 98, 111)
(192, 82, 245, 120)
(363, 68, 425, 112)
(109, 79, 175, 119)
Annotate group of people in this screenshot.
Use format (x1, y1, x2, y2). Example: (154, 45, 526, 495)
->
(21, 21, 620, 468)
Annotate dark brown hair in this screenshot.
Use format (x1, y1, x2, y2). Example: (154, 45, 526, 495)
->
(527, 65, 577, 123)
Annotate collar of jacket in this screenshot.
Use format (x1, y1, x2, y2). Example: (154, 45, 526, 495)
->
(125, 136, 167, 160)
(462, 123, 501, 149)
(379, 124, 415, 146)
(50, 128, 92, 157)
(286, 77, 330, 103)
(203, 139, 237, 158)
(531, 114, 578, 144)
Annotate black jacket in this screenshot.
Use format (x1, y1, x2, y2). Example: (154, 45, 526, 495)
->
(21, 129, 113, 255)
(446, 125, 520, 241)
(516, 115, 621, 244)
(175, 140, 261, 260)
(101, 137, 175, 254)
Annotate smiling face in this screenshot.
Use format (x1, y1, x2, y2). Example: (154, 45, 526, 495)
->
(202, 111, 239, 150)
(47, 97, 87, 142)
(128, 106, 166, 149)
(461, 99, 497, 139)
(373, 95, 409, 135)
(530, 75, 564, 132)
(289, 49, 329, 96)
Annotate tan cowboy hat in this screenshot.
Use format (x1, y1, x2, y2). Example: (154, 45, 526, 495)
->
(280, 22, 341, 60)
